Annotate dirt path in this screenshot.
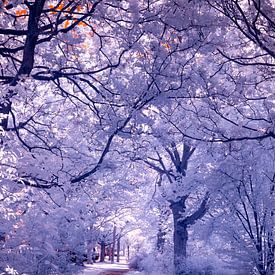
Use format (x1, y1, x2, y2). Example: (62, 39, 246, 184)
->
(98, 269, 129, 275)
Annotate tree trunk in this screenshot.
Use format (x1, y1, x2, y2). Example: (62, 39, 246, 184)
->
(170, 198, 188, 275)
(87, 242, 93, 264)
(173, 223, 188, 275)
(108, 246, 111, 261)
(111, 225, 116, 263)
(99, 241, 105, 262)
(127, 244, 130, 261)
(116, 236, 120, 262)
(169, 194, 208, 275)
(267, 231, 274, 275)
(18, 0, 46, 76)
(173, 223, 188, 259)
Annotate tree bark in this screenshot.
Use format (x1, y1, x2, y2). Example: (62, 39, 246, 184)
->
(116, 236, 120, 262)
(17, 0, 46, 76)
(170, 193, 209, 275)
(170, 198, 188, 275)
(111, 225, 116, 263)
(173, 224, 188, 275)
(99, 241, 105, 262)
(87, 242, 93, 264)
(127, 244, 130, 260)
(267, 231, 274, 275)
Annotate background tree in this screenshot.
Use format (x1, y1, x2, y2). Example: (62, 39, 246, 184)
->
(210, 140, 275, 275)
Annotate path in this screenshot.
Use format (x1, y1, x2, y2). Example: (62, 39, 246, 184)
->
(80, 262, 133, 275)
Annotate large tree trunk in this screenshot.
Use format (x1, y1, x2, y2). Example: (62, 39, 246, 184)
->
(173, 223, 188, 275)
(170, 198, 188, 275)
(170, 193, 209, 275)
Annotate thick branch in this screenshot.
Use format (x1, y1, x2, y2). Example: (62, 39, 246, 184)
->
(180, 144, 195, 173)
(183, 192, 209, 226)
(0, 28, 27, 35)
(17, 0, 46, 77)
(71, 116, 132, 183)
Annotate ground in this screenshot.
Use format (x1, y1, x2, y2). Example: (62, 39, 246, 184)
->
(79, 259, 140, 275)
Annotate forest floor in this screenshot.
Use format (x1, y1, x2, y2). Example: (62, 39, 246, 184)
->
(79, 258, 140, 275)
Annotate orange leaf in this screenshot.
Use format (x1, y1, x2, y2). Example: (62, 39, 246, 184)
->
(56, 2, 64, 11)
(15, 9, 28, 16)
(48, 4, 57, 14)
(64, 20, 70, 28)
(77, 21, 87, 27)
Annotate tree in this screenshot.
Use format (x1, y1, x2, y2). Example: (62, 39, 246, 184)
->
(197, 0, 275, 142)
(148, 0, 275, 144)
(207, 0, 275, 62)
(133, 135, 209, 274)
(0, 1, 274, 274)
(1, 0, 201, 191)
(208, 139, 274, 275)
